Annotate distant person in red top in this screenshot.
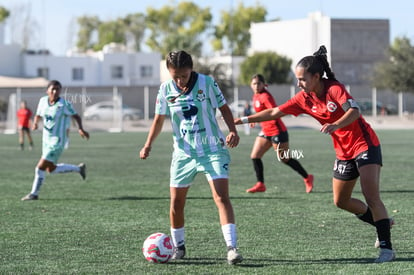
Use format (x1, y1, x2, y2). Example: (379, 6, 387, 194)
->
(245, 74, 313, 193)
(235, 46, 395, 263)
(17, 100, 34, 150)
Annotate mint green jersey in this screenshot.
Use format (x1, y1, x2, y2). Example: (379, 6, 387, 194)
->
(36, 96, 76, 150)
(155, 73, 228, 157)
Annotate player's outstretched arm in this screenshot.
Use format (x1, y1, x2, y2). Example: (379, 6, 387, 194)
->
(72, 114, 90, 140)
(140, 114, 165, 159)
(235, 107, 285, 125)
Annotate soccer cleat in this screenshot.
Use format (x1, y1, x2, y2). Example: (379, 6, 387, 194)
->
(21, 193, 38, 201)
(374, 248, 396, 263)
(171, 245, 186, 260)
(79, 163, 86, 180)
(375, 218, 395, 248)
(227, 246, 243, 265)
(246, 182, 266, 193)
(304, 174, 314, 193)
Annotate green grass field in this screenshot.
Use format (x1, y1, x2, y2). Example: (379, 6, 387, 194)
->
(1, 128, 413, 274)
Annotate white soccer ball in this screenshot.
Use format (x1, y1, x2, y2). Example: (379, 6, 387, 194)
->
(142, 232, 173, 263)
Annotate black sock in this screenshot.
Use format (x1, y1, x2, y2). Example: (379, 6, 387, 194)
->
(375, 219, 392, 250)
(356, 208, 375, 226)
(252, 158, 264, 183)
(285, 159, 308, 179)
(20, 143, 24, 150)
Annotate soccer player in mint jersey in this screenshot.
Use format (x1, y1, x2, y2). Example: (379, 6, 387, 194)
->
(246, 74, 314, 194)
(235, 46, 395, 263)
(140, 50, 243, 265)
(21, 80, 89, 201)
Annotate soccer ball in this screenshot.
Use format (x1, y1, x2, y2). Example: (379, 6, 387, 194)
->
(142, 232, 173, 263)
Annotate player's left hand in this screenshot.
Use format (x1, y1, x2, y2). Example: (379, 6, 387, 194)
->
(78, 129, 90, 140)
(226, 131, 239, 148)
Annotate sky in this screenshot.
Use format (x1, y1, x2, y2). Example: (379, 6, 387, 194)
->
(0, 0, 412, 56)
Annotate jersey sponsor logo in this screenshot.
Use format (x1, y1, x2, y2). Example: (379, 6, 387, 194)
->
(327, 101, 337, 112)
(311, 105, 317, 113)
(181, 127, 206, 135)
(182, 104, 198, 120)
(255, 100, 261, 108)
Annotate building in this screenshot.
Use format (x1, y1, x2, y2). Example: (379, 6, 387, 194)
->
(0, 22, 161, 87)
(249, 12, 389, 85)
(23, 43, 161, 86)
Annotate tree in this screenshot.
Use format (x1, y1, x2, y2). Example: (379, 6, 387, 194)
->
(76, 13, 146, 52)
(76, 16, 100, 51)
(145, 2, 212, 57)
(212, 3, 267, 56)
(7, 4, 39, 50)
(122, 13, 146, 51)
(373, 36, 414, 93)
(239, 52, 292, 85)
(0, 6, 10, 23)
(195, 60, 232, 100)
(95, 19, 126, 51)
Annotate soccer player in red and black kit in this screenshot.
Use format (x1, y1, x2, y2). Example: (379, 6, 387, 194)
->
(245, 74, 314, 193)
(235, 46, 395, 263)
(17, 100, 34, 150)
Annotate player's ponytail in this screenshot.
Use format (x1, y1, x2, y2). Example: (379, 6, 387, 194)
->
(296, 45, 337, 81)
(313, 46, 337, 81)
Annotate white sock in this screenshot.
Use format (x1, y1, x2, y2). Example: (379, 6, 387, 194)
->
(171, 227, 185, 248)
(30, 168, 46, 196)
(51, 163, 80, 174)
(221, 223, 237, 248)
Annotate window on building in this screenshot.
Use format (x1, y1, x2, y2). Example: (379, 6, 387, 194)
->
(111, 65, 123, 79)
(37, 67, 49, 79)
(140, 65, 153, 78)
(72, 67, 84, 81)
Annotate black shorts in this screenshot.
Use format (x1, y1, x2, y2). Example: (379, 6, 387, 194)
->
(19, 126, 30, 132)
(333, 146, 383, 181)
(258, 131, 289, 144)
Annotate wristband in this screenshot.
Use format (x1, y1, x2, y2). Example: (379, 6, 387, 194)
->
(241, 116, 249, 124)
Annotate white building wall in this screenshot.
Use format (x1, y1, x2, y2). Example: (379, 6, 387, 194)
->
(23, 50, 161, 86)
(23, 55, 99, 86)
(249, 12, 331, 73)
(249, 12, 388, 85)
(100, 52, 161, 86)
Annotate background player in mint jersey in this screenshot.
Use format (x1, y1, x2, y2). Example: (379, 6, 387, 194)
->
(235, 46, 395, 263)
(21, 80, 89, 201)
(139, 50, 243, 265)
(246, 74, 314, 194)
